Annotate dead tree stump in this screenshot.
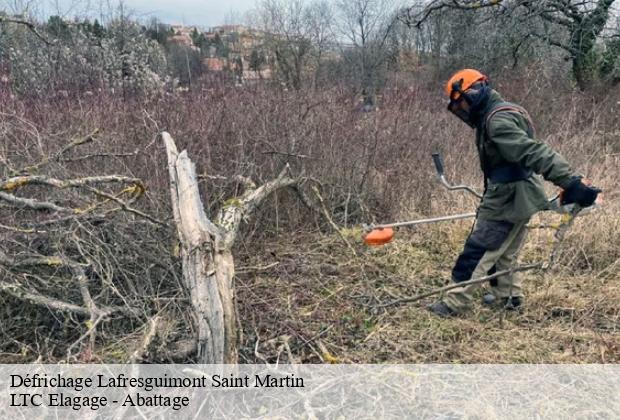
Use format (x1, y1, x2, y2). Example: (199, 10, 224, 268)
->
(162, 132, 300, 364)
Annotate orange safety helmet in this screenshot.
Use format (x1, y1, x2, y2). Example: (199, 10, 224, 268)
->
(445, 69, 488, 101)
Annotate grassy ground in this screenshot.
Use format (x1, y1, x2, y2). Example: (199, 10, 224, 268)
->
(235, 207, 620, 363)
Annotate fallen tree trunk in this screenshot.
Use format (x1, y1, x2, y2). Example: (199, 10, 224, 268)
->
(162, 132, 302, 364)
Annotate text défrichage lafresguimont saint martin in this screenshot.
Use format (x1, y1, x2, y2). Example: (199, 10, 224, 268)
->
(10, 372, 305, 411)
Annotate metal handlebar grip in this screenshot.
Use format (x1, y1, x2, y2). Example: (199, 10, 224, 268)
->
(432, 153, 444, 176)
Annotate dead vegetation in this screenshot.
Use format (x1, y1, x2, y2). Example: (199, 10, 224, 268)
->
(0, 73, 618, 363)
(239, 211, 620, 363)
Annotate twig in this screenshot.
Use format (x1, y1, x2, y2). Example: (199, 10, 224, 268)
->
(0, 174, 143, 191)
(0, 223, 46, 234)
(66, 313, 106, 361)
(546, 206, 582, 269)
(0, 251, 134, 316)
(296, 325, 334, 349)
(236, 262, 279, 274)
(60, 151, 136, 163)
(254, 329, 270, 364)
(0, 191, 69, 212)
(311, 186, 358, 257)
(18, 129, 99, 174)
(197, 174, 228, 181)
(77, 276, 98, 355)
(129, 316, 161, 363)
(262, 150, 312, 159)
(0, 281, 92, 315)
(375, 262, 543, 308)
(86, 186, 168, 227)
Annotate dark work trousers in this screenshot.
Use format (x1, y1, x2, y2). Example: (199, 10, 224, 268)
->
(443, 218, 529, 312)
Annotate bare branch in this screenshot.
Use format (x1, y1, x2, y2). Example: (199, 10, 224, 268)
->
(530, 31, 577, 54)
(0, 190, 70, 212)
(0, 281, 92, 315)
(401, 0, 505, 28)
(86, 186, 167, 227)
(18, 129, 99, 174)
(0, 15, 54, 46)
(376, 263, 543, 308)
(311, 185, 358, 257)
(216, 163, 300, 248)
(129, 316, 161, 363)
(0, 174, 144, 192)
(0, 251, 137, 316)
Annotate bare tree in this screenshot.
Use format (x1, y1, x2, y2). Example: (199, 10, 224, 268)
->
(304, 0, 336, 87)
(255, 0, 336, 90)
(335, 0, 400, 105)
(402, 0, 619, 88)
(256, 0, 313, 90)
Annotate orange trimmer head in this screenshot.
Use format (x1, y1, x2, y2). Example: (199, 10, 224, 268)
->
(363, 227, 395, 246)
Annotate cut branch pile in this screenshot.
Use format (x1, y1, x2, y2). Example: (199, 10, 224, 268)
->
(0, 123, 170, 362)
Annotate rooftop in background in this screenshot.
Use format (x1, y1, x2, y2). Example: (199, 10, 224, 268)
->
(209, 25, 248, 33)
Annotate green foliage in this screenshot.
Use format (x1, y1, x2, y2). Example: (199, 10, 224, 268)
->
(144, 19, 170, 45)
(227, 31, 240, 44)
(193, 32, 209, 53)
(600, 38, 620, 83)
(210, 33, 229, 57)
(166, 44, 203, 86)
(191, 27, 200, 45)
(47, 15, 71, 39)
(92, 19, 104, 38)
(249, 48, 266, 72)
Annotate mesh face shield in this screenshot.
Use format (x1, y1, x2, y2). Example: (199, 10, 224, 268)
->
(447, 79, 489, 128)
(447, 97, 474, 128)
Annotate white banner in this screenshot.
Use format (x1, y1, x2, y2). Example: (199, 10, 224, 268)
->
(2, 364, 619, 419)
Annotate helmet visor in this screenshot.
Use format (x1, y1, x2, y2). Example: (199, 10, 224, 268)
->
(447, 98, 475, 128)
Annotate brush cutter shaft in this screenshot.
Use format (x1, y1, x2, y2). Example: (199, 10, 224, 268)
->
(372, 212, 477, 230)
(432, 153, 484, 199)
(437, 174, 483, 199)
(364, 156, 598, 234)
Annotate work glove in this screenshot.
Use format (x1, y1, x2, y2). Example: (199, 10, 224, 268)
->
(561, 176, 601, 207)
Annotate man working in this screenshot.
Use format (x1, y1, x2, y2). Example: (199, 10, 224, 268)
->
(429, 69, 600, 317)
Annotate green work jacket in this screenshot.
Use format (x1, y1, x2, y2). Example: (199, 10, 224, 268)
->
(475, 91, 575, 222)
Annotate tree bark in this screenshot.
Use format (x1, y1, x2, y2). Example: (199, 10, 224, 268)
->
(162, 132, 301, 364)
(162, 132, 237, 364)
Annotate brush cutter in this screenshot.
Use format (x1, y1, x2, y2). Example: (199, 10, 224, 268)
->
(362, 153, 602, 246)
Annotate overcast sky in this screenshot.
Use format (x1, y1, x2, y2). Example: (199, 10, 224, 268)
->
(25, 0, 258, 28)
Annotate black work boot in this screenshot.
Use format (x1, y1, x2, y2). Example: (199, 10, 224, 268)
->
(482, 294, 522, 310)
(428, 301, 457, 318)
(501, 296, 522, 310)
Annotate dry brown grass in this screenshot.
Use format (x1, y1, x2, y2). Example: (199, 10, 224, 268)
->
(236, 209, 620, 363)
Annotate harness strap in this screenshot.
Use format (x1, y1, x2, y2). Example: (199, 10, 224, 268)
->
(482, 102, 536, 184)
(485, 103, 535, 138)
